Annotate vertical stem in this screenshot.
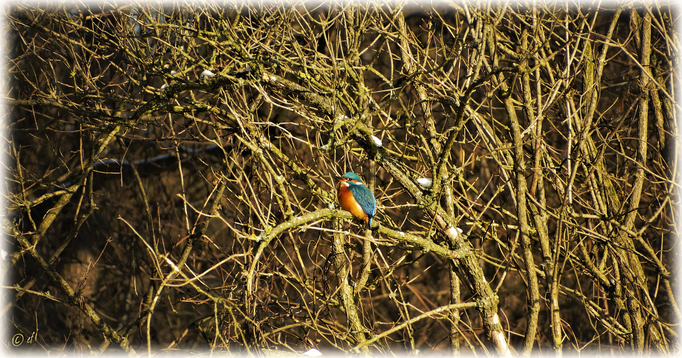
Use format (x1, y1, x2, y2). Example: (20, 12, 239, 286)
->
(515, 26, 542, 357)
(333, 225, 368, 351)
(356, 112, 376, 296)
(505, 95, 540, 356)
(445, 179, 460, 356)
(564, 4, 573, 206)
(623, 9, 652, 353)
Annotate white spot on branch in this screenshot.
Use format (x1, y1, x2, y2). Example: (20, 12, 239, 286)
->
(417, 178, 433, 188)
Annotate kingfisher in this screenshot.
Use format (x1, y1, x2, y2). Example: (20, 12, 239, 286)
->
(336, 172, 377, 228)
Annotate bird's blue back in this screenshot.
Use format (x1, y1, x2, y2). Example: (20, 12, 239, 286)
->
(348, 182, 376, 223)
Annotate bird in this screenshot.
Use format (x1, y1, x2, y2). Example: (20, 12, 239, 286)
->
(336, 172, 376, 228)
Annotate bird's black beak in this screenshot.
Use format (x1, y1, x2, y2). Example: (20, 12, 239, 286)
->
(336, 176, 344, 181)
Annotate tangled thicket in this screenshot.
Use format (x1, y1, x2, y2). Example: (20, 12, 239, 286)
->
(4, 2, 678, 356)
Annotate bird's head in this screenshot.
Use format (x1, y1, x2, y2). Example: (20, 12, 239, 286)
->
(336, 172, 363, 187)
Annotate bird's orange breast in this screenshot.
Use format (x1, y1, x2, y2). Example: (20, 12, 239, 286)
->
(338, 185, 369, 224)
